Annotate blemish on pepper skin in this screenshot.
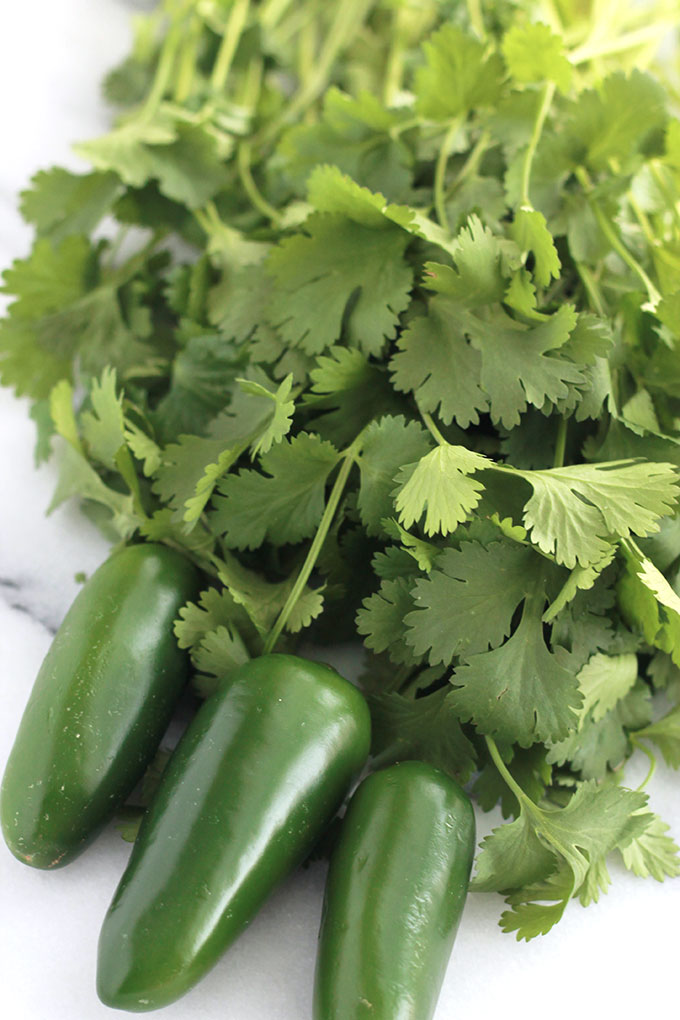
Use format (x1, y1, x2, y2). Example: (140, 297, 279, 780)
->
(48, 850, 67, 868)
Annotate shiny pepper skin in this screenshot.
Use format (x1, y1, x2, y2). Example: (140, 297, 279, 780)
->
(313, 760, 476, 1020)
(96, 653, 371, 1012)
(0, 543, 199, 869)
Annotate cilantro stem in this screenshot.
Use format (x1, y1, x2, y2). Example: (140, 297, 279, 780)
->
(257, 0, 377, 144)
(420, 410, 448, 447)
(630, 736, 657, 791)
(520, 82, 555, 210)
(260, 0, 296, 29)
(141, 20, 184, 118)
(211, 0, 251, 92)
(465, 0, 486, 39)
(434, 118, 463, 232)
(575, 261, 607, 317)
(262, 440, 361, 655)
(175, 22, 202, 102)
(102, 227, 131, 271)
(649, 160, 680, 232)
(591, 199, 661, 307)
(446, 129, 490, 197)
(237, 142, 283, 226)
(485, 736, 532, 810)
(627, 192, 656, 247)
(569, 21, 674, 66)
(576, 166, 661, 307)
(115, 446, 148, 522)
(553, 417, 567, 468)
(383, 4, 409, 106)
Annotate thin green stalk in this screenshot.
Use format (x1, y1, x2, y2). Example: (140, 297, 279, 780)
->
(262, 444, 360, 655)
(174, 15, 201, 102)
(114, 447, 148, 521)
(237, 142, 283, 225)
(297, 12, 318, 103)
(569, 21, 674, 66)
(631, 736, 657, 791)
(537, 0, 563, 33)
(575, 261, 607, 317)
(257, 0, 376, 144)
(383, 7, 407, 106)
(589, 197, 661, 307)
(193, 207, 213, 237)
(260, 0, 296, 29)
(389, 116, 423, 139)
(447, 129, 490, 196)
(465, 0, 486, 39)
(141, 21, 184, 118)
(553, 417, 568, 468)
(434, 118, 464, 231)
(628, 192, 657, 247)
(520, 82, 555, 209)
(649, 160, 680, 232)
(211, 0, 251, 92)
(485, 736, 533, 810)
(103, 226, 131, 270)
(420, 410, 448, 447)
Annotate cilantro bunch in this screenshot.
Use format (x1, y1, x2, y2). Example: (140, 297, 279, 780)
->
(3, 0, 680, 938)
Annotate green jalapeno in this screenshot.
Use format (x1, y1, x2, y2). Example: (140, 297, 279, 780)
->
(96, 653, 371, 1012)
(314, 760, 476, 1020)
(1, 543, 199, 869)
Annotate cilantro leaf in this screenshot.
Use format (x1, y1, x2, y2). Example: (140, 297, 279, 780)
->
(357, 415, 432, 536)
(305, 346, 403, 447)
(424, 215, 518, 305)
(471, 305, 581, 429)
(266, 212, 413, 356)
(19, 168, 121, 242)
(76, 118, 229, 208)
(510, 208, 561, 288)
(389, 296, 487, 428)
(472, 809, 558, 892)
(476, 779, 651, 938)
(502, 22, 572, 91)
(635, 706, 680, 769)
(216, 551, 324, 638)
(620, 813, 680, 880)
(394, 443, 490, 536)
(211, 433, 340, 549)
(368, 689, 477, 782)
(405, 540, 539, 665)
(2, 235, 93, 318)
(80, 367, 127, 469)
(574, 651, 640, 723)
(152, 370, 295, 522)
(190, 624, 250, 680)
(512, 461, 679, 567)
(356, 577, 420, 666)
(415, 25, 504, 120)
(565, 70, 667, 172)
(279, 87, 413, 200)
(152, 334, 247, 443)
(449, 588, 581, 746)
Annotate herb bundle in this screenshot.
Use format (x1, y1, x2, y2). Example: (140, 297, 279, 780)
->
(3, 0, 680, 939)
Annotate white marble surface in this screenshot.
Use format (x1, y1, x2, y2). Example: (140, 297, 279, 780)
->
(0, 3, 679, 1018)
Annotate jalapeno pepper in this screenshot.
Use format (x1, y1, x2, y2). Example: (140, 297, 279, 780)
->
(96, 652, 371, 1012)
(313, 760, 476, 1020)
(1, 543, 199, 869)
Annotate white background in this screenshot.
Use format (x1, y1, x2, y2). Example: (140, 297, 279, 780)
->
(0, 3, 678, 1018)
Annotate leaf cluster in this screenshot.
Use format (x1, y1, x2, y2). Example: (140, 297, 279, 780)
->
(4, 0, 680, 939)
